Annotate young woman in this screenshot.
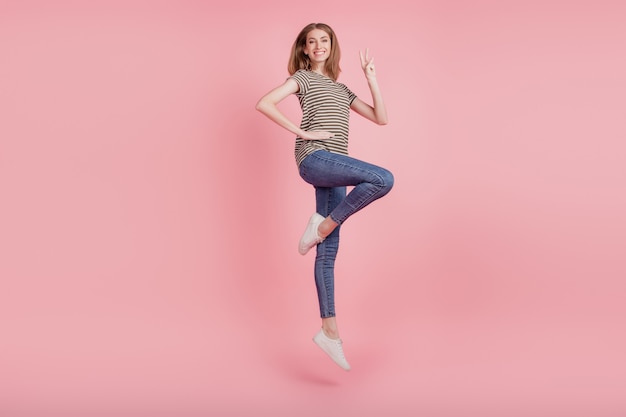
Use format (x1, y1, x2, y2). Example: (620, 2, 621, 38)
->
(255, 23, 394, 371)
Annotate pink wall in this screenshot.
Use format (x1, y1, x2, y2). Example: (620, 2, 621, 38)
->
(1, 1, 624, 416)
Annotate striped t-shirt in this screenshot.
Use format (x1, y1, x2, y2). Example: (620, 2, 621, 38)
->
(289, 70, 357, 167)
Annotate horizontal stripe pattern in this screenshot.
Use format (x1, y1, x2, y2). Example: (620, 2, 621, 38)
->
(290, 70, 356, 167)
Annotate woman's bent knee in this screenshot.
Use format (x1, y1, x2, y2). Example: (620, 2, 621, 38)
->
(379, 168, 394, 195)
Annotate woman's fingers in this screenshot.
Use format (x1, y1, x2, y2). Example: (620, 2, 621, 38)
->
(305, 130, 334, 140)
(360, 48, 376, 73)
(360, 48, 371, 67)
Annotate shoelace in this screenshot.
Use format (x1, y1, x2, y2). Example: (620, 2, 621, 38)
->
(334, 339, 346, 359)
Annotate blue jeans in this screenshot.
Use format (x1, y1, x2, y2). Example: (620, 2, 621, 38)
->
(298, 150, 394, 318)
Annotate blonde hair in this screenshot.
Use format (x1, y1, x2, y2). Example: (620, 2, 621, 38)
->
(288, 23, 342, 81)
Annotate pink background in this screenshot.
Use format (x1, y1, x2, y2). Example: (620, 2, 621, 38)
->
(1, 1, 625, 416)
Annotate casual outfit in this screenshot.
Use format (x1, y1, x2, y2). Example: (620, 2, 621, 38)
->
(289, 69, 394, 319)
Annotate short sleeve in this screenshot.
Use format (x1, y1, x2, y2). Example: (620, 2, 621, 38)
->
(289, 70, 310, 95)
(339, 83, 357, 105)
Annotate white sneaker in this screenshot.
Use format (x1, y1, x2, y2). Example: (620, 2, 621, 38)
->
(313, 329, 351, 371)
(298, 213, 325, 255)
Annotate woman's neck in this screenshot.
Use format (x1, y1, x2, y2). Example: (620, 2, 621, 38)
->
(310, 63, 327, 77)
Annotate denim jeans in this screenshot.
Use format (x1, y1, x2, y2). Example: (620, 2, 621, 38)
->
(298, 150, 394, 318)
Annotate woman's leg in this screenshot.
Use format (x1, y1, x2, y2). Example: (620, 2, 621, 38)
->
(299, 151, 393, 370)
(300, 150, 394, 240)
(299, 150, 395, 315)
(313, 185, 345, 322)
(312, 185, 351, 371)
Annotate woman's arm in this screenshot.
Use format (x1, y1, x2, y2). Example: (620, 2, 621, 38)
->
(255, 79, 335, 140)
(351, 49, 388, 125)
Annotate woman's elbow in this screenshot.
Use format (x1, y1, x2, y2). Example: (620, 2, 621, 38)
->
(377, 117, 388, 126)
(255, 98, 275, 116)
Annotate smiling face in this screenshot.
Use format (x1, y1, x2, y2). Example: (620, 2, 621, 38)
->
(288, 23, 342, 81)
(303, 28, 332, 71)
